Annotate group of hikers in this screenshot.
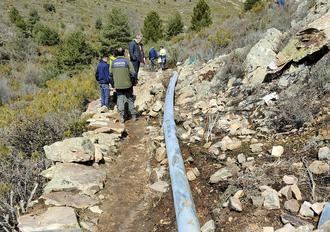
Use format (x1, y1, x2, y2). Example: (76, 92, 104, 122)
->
(95, 34, 167, 123)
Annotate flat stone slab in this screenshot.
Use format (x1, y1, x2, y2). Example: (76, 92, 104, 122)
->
(87, 120, 125, 133)
(41, 192, 99, 209)
(44, 137, 95, 163)
(83, 132, 121, 147)
(41, 163, 106, 196)
(18, 207, 81, 232)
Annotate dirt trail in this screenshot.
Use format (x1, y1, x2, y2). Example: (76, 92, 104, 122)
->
(97, 118, 154, 232)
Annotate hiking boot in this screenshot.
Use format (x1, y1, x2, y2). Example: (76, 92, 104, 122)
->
(119, 115, 125, 123)
(131, 115, 137, 121)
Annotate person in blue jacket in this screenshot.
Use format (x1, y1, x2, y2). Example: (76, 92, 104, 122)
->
(148, 47, 158, 71)
(95, 52, 111, 109)
(275, 0, 285, 7)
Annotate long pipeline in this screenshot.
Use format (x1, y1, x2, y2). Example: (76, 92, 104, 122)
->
(162, 72, 201, 232)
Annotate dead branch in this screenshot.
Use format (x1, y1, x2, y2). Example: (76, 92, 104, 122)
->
(302, 157, 316, 202)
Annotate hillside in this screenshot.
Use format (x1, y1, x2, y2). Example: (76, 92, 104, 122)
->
(1, 0, 330, 231)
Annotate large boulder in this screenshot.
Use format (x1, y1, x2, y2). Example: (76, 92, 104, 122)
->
(243, 28, 283, 86)
(41, 163, 106, 196)
(18, 207, 81, 232)
(44, 137, 95, 163)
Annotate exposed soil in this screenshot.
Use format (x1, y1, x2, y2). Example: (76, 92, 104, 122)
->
(96, 118, 155, 232)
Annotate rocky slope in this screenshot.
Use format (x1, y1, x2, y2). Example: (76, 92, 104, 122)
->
(15, 0, 330, 231)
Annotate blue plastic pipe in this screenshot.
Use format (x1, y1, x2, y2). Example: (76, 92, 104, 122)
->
(163, 72, 201, 232)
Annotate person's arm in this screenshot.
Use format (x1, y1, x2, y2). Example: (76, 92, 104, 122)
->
(95, 65, 99, 81)
(128, 61, 137, 85)
(129, 42, 137, 61)
(109, 64, 114, 87)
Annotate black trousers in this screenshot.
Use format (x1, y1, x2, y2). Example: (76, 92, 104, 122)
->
(131, 61, 140, 76)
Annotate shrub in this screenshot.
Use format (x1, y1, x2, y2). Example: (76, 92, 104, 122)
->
(0, 150, 49, 230)
(244, 0, 262, 11)
(142, 11, 163, 43)
(33, 24, 60, 46)
(190, 0, 212, 32)
(208, 28, 233, 48)
(0, 78, 11, 105)
(166, 12, 184, 39)
(56, 31, 94, 70)
(95, 18, 102, 30)
(28, 9, 40, 26)
(8, 7, 27, 34)
(43, 3, 56, 13)
(309, 52, 330, 94)
(100, 8, 131, 51)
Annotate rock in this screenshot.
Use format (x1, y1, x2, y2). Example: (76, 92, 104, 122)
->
(229, 197, 242, 212)
(251, 196, 264, 207)
(233, 190, 244, 199)
(299, 201, 314, 218)
(18, 207, 81, 232)
(149, 110, 158, 117)
(155, 147, 166, 162)
(41, 192, 98, 209)
(83, 132, 121, 147)
(243, 28, 283, 86)
(271, 146, 284, 157)
(201, 219, 216, 232)
(283, 175, 298, 185)
(308, 161, 330, 174)
(291, 184, 302, 201)
(250, 143, 264, 153)
(263, 227, 274, 232)
(318, 147, 330, 160)
(284, 199, 300, 213)
(42, 163, 106, 196)
(208, 146, 219, 155)
(311, 202, 325, 215)
(80, 221, 96, 231)
(94, 144, 112, 162)
(209, 168, 233, 184)
(92, 122, 125, 134)
(294, 226, 313, 232)
(192, 167, 200, 177)
(275, 223, 295, 232)
(320, 220, 330, 232)
(149, 181, 169, 193)
(263, 92, 279, 106)
(187, 170, 197, 181)
(89, 206, 103, 214)
(260, 186, 280, 210)
(44, 137, 95, 163)
(237, 153, 246, 164)
(279, 186, 293, 200)
(218, 136, 242, 151)
(281, 213, 314, 228)
(152, 100, 163, 112)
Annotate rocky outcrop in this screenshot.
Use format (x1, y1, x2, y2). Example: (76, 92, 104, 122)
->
(243, 28, 283, 86)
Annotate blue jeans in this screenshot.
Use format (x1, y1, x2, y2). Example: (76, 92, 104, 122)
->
(99, 84, 110, 107)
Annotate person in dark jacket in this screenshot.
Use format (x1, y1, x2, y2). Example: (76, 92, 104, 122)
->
(95, 52, 111, 109)
(110, 48, 137, 123)
(128, 34, 143, 76)
(148, 47, 158, 71)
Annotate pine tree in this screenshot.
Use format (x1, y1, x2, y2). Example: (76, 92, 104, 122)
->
(142, 11, 163, 43)
(57, 31, 94, 70)
(100, 8, 131, 51)
(190, 0, 212, 32)
(166, 12, 184, 39)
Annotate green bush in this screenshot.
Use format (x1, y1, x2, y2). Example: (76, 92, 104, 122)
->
(33, 24, 60, 46)
(28, 9, 40, 26)
(43, 3, 56, 13)
(244, 0, 262, 11)
(8, 7, 27, 34)
(208, 28, 233, 48)
(95, 18, 102, 30)
(190, 0, 212, 32)
(142, 11, 163, 43)
(56, 31, 94, 70)
(166, 12, 184, 39)
(100, 8, 131, 50)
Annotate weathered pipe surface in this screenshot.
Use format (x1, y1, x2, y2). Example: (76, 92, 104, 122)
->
(163, 72, 201, 232)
